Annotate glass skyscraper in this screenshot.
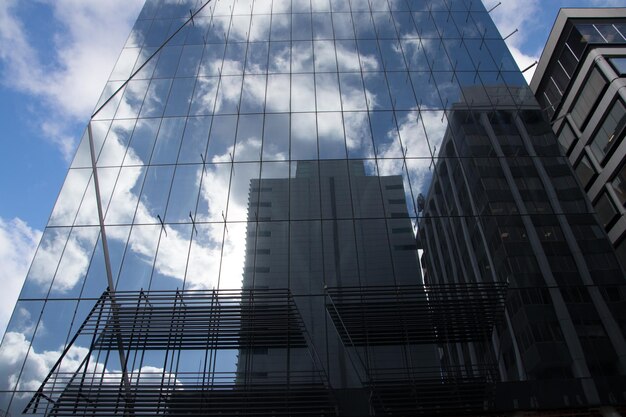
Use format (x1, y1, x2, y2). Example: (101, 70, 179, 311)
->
(1, 0, 625, 415)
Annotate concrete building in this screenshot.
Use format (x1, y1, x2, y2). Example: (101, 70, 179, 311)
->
(531, 8, 626, 270)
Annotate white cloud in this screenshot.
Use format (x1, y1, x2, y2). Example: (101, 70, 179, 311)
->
(40, 121, 80, 161)
(589, 0, 626, 5)
(0, 328, 167, 411)
(482, 0, 540, 80)
(42, 0, 143, 117)
(0, 1, 41, 94)
(0, 218, 41, 337)
(0, 0, 143, 158)
(27, 227, 96, 294)
(485, 0, 540, 49)
(0, 331, 95, 395)
(376, 109, 446, 207)
(508, 45, 539, 83)
(0, 324, 182, 413)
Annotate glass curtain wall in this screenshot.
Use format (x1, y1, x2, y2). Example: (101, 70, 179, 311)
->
(0, 0, 624, 415)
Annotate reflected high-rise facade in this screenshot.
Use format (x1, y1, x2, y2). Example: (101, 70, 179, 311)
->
(419, 86, 626, 409)
(237, 160, 440, 413)
(1, 0, 626, 415)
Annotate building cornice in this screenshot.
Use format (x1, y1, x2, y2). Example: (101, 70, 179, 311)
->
(530, 7, 626, 93)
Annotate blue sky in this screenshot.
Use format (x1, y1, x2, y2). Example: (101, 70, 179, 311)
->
(0, 0, 623, 335)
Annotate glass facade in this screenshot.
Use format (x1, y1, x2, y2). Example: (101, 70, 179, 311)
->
(1, 0, 625, 415)
(419, 97, 626, 409)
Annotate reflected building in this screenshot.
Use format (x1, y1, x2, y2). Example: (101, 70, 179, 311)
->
(419, 85, 626, 410)
(1, 0, 626, 416)
(237, 160, 440, 414)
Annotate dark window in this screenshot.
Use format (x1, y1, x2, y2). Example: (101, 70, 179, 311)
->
(392, 227, 412, 234)
(576, 24, 605, 43)
(542, 81, 561, 118)
(561, 286, 592, 303)
(612, 162, 626, 207)
(566, 26, 587, 60)
(595, 24, 624, 43)
(615, 235, 626, 272)
(551, 65, 570, 94)
(558, 45, 579, 79)
(614, 23, 626, 40)
(557, 122, 577, 155)
(394, 244, 417, 251)
(574, 154, 596, 189)
(536, 225, 563, 242)
(250, 230, 271, 237)
(531, 322, 564, 342)
(609, 57, 626, 76)
(245, 266, 270, 273)
(590, 99, 626, 162)
(574, 320, 607, 339)
(594, 192, 619, 229)
(570, 67, 606, 130)
(391, 212, 408, 218)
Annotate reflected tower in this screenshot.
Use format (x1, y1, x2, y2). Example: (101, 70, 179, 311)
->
(1, 0, 625, 416)
(419, 85, 626, 410)
(237, 160, 440, 414)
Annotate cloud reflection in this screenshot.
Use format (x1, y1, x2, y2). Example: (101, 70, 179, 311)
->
(24, 0, 454, 296)
(2, 1, 512, 406)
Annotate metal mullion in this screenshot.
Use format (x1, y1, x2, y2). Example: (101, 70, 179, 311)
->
(99, 128, 143, 226)
(144, 158, 181, 292)
(33, 293, 105, 413)
(252, 0, 275, 306)
(348, 0, 393, 381)
(204, 4, 240, 390)
(112, 144, 160, 289)
(214, 66, 241, 290)
(364, 0, 417, 386)
(165, 291, 187, 413)
(173, 103, 204, 296)
(82, 296, 109, 401)
(125, 303, 147, 391)
(209, 289, 222, 386)
(201, 290, 216, 388)
(402, 9, 448, 159)
(91, 1, 214, 119)
(183, 135, 210, 290)
(242, 0, 270, 387)
(22, 292, 109, 413)
(38, 176, 97, 304)
(228, 0, 260, 310)
(415, 96, 503, 376)
(329, 2, 382, 405)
